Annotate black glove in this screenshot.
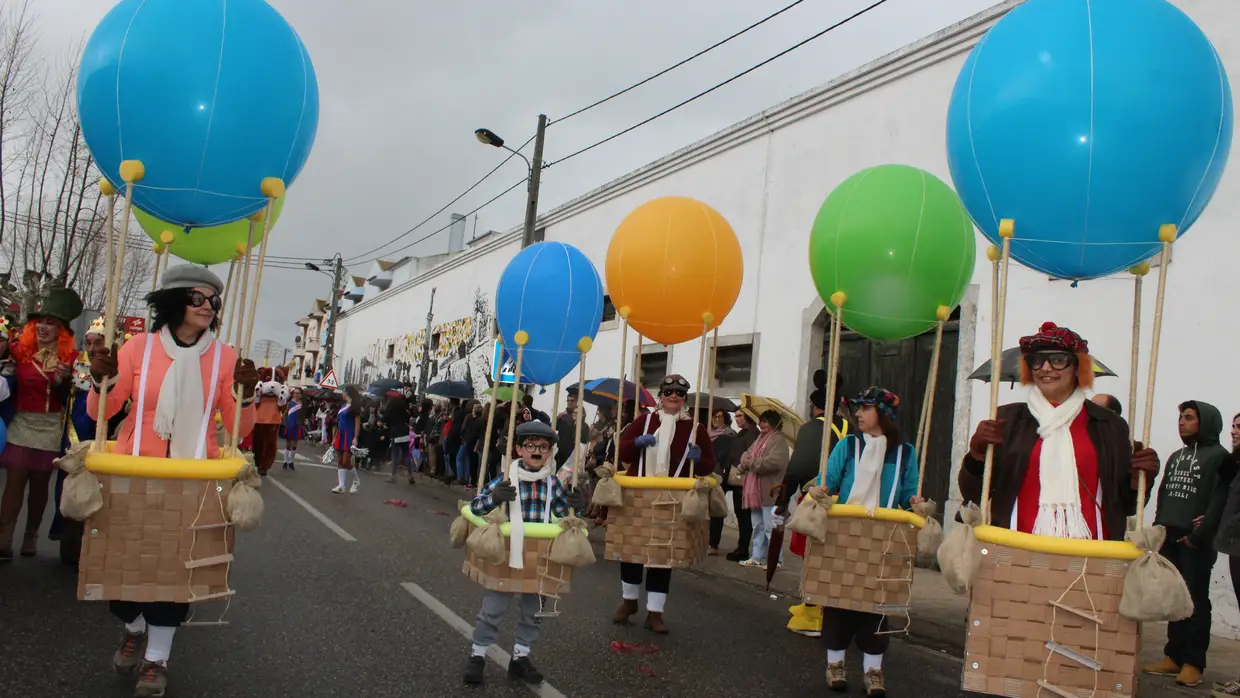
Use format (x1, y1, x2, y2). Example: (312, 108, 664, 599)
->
(566, 487, 587, 511)
(491, 480, 518, 503)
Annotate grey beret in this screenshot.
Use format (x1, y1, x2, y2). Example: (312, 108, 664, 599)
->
(161, 265, 224, 295)
(515, 419, 557, 446)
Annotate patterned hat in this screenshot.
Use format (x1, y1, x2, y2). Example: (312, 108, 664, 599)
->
(1019, 322, 1088, 354)
(85, 316, 106, 337)
(849, 387, 900, 421)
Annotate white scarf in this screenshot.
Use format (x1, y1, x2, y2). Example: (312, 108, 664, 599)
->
(154, 327, 213, 459)
(506, 456, 554, 570)
(1027, 387, 1093, 539)
(847, 434, 887, 508)
(651, 410, 679, 477)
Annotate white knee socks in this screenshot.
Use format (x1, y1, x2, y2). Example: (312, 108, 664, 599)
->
(646, 592, 667, 613)
(125, 618, 146, 634)
(621, 582, 641, 601)
(337, 469, 347, 488)
(863, 653, 883, 672)
(513, 643, 531, 659)
(828, 649, 846, 664)
(145, 626, 176, 664)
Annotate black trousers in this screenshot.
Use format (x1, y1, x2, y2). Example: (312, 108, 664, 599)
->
(1162, 533, 1217, 670)
(620, 563, 671, 594)
(110, 601, 190, 628)
(823, 608, 889, 655)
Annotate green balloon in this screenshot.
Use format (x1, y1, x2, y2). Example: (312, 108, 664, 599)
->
(136, 197, 286, 265)
(809, 165, 976, 341)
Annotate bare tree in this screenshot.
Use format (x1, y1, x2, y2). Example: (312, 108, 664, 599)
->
(0, 0, 37, 248)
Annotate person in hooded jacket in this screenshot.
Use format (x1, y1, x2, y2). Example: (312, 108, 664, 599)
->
(1142, 400, 1234, 688)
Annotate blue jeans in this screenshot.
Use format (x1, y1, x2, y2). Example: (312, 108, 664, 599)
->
(749, 506, 782, 564)
(456, 446, 472, 483)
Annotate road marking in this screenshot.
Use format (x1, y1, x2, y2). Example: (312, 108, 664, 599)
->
(266, 476, 357, 542)
(400, 582, 569, 698)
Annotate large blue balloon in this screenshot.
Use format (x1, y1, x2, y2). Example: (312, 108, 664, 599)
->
(946, 0, 1232, 280)
(78, 0, 319, 228)
(495, 242, 604, 386)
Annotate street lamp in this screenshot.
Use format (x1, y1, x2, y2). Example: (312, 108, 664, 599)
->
(475, 115, 547, 249)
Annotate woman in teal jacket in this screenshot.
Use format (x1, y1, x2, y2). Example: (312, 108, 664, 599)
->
(810, 387, 921, 696)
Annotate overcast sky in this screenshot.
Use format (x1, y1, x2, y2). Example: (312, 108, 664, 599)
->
(40, 0, 999, 358)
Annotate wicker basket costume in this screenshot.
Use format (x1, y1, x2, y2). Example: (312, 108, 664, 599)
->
(462, 528, 574, 597)
(603, 482, 708, 569)
(962, 527, 1142, 698)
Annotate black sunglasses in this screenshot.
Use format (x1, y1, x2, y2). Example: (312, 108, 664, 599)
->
(188, 290, 223, 312)
(661, 388, 687, 398)
(1026, 351, 1074, 371)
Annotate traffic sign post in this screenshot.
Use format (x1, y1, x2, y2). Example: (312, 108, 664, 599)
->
(319, 369, 339, 390)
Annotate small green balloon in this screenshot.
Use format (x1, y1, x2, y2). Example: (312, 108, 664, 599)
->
(808, 165, 976, 341)
(136, 197, 286, 265)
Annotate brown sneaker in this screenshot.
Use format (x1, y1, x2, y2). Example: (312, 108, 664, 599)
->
(1178, 664, 1203, 687)
(113, 631, 147, 674)
(826, 661, 847, 692)
(864, 668, 887, 697)
(612, 598, 638, 625)
(1143, 657, 1181, 677)
(644, 611, 669, 635)
(133, 660, 168, 697)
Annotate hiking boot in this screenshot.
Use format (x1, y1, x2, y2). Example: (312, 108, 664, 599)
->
(1143, 657, 1181, 677)
(613, 598, 638, 625)
(507, 656, 544, 684)
(787, 604, 823, 637)
(863, 668, 886, 697)
(133, 660, 168, 697)
(462, 656, 486, 685)
(1178, 665, 1204, 687)
(826, 661, 847, 692)
(112, 630, 147, 674)
(20, 529, 37, 557)
(644, 611, 669, 635)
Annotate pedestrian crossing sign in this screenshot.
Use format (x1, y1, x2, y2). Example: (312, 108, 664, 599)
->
(319, 370, 339, 390)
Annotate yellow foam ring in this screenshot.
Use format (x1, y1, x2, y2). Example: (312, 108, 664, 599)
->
(1129, 261, 1151, 277)
(159, 230, 175, 245)
(260, 177, 286, 199)
(803, 493, 925, 528)
(577, 337, 593, 353)
(119, 160, 145, 183)
(986, 245, 1001, 262)
(998, 218, 1015, 238)
(973, 525, 1142, 561)
(514, 330, 529, 346)
(458, 503, 567, 539)
(86, 447, 245, 480)
(1158, 223, 1177, 243)
(936, 304, 951, 322)
(614, 474, 716, 490)
(99, 178, 117, 196)
(829, 291, 846, 308)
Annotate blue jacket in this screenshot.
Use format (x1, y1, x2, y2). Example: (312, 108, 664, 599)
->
(812, 433, 919, 510)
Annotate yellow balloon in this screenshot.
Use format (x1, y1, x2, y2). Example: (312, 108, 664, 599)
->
(605, 197, 743, 345)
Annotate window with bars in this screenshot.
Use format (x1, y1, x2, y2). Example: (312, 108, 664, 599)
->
(714, 338, 756, 394)
(638, 347, 669, 390)
(601, 295, 617, 324)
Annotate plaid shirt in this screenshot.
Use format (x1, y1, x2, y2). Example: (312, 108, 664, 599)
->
(470, 466, 571, 522)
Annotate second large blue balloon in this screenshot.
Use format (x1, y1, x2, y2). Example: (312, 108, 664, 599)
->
(946, 0, 1233, 280)
(77, 0, 319, 228)
(495, 242, 604, 386)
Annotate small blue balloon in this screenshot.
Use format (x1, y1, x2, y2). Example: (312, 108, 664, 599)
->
(78, 0, 319, 228)
(495, 242, 604, 386)
(946, 0, 1233, 280)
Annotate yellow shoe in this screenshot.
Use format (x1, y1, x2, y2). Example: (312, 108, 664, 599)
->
(1177, 665, 1203, 687)
(788, 603, 808, 617)
(787, 605, 823, 637)
(1142, 657, 1180, 677)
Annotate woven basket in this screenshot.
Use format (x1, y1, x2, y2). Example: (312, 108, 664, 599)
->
(963, 543, 1139, 698)
(603, 487, 707, 569)
(801, 515, 916, 617)
(77, 475, 235, 604)
(462, 534, 573, 596)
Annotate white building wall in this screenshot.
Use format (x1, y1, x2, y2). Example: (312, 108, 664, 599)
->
(334, 0, 1240, 637)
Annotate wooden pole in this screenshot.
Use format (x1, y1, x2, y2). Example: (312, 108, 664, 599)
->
(1136, 228, 1177, 524)
(612, 311, 629, 473)
(1128, 265, 1148, 445)
(980, 222, 1015, 526)
(569, 339, 592, 512)
(915, 310, 948, 499)
(816, 295, 845, 481)
(688, 316, 711, 447)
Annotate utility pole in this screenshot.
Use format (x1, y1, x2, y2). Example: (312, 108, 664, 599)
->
(521, 114, 547, 249)
(323, 255, 344, 375)
(417, 287, 436, 402)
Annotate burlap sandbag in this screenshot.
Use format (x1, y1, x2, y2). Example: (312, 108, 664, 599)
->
(225, 460, 264, 532)
(548, 515, 596, 567)
(786, 486, 832, 543)
(913, 499, 944, 561)
(466, 508, 508, 565)
(1119, 525, 1194, 622)
(938, 503, 983, 594)
(450, 502, 471, 548)
(55, 441, 103, 521)
(592, 464, 624, 507)
(680, 477, 712, 522)
(707, 477, 729, 517)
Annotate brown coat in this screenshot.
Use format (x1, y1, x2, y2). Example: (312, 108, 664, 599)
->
(957, 401, 1140, 542)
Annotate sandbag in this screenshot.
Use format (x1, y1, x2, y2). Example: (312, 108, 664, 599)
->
(912, 499, 944, 562)
(786, 486, 832, 543)
(707, 477, 729, 517)
(548, 515, 596, 567)
(592, 464, 624, 507)
(226, 460, 264, 532)
(450, 502, 471, 548)
(56, 441, 103, 521)
(466, 509, 508, 565)
(938, 503, 983, 594)
(680, 477, 712, 522)
(1119, 525, 1194, 622)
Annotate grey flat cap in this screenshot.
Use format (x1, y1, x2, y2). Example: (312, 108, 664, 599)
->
(161, 265, 224, 295)
(515, 419, 557, 446)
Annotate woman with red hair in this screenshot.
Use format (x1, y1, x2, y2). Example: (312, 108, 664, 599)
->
(0, 288, 83, 560)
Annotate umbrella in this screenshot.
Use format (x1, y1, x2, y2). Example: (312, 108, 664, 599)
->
(766, 484, 787, 591)
(425, 379, 473, 399)
(368, 378, 404, 394)
(687, 394, 738, 413)
(739, 394, 804, 444)
(583, 378, 656, 407)
(968, 347, 1118, 383)
(482, 384, 525, 402)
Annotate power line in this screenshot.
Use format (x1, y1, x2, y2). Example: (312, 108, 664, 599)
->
(549, 0, 808, 125)
(548, 0, 890, 167)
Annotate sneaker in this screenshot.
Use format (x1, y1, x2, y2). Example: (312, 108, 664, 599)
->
(1143, 657, 1181, 677)
(133, 660, 168, 697)
(349, 481, 360, 494)
(1213, 679, 1240, 697)
(507, 656, 544, 684)
(112, 630, 147, 674)
(331, 486, 345, 494)
(739, 558, 763, 568)
(826, 661, 847, 692)
(725, 549, 747, 562)
(462, 656, 486, 685)
(288, 461, 296, 471)
(863, 668, 886, 697)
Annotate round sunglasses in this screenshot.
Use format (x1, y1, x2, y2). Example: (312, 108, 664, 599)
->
(188, 290, 223, 312)
(1025, 351, 1074, 371)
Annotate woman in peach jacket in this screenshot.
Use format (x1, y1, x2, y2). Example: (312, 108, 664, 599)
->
(87, 265, 258, 697)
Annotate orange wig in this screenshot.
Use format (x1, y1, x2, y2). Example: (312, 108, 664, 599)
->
(12, 320, 78, 368)
(1019, 352, 1095, 390)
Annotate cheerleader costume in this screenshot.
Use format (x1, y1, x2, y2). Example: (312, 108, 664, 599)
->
(280, 401, 305, 440)
(332, 403, 361, 494)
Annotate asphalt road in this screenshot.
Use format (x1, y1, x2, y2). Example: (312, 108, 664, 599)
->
(0, 451, 1014, 698)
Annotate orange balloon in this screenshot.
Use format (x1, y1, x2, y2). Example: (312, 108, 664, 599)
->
(605, 197, 743, 345)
